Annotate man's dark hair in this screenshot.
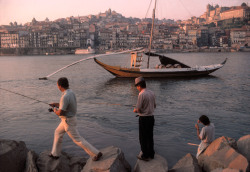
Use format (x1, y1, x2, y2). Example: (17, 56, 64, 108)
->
(137, 80, 146, 88)
(199, 115, 210, 125)
(57, 77, 69, 88)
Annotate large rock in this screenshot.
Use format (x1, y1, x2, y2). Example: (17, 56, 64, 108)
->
(82, 146, 131, 172)
(134, 154, 168, 172)
(237, 135, 250, 162)
(0, 139, 28, 172)
(211, 168, 241, 172)
(24, 150, 39, 172)
(198, 136, 249, 172)
(169, 153, 201, 172)
(36, 150, 86, 172)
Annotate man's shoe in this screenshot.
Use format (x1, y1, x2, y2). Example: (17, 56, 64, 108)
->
(137, 155, 150, 161)
(49, 154, 59, 160)
(92, 152, 103, 161)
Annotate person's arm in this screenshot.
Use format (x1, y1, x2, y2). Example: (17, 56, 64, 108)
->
(195, 121, 202, 140)
(133, 94, 142, 113)
(133, 108, 139, 113)
(53, 108, 66, 116)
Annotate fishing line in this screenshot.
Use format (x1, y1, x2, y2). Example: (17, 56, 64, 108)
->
(39, 47, 143, 80)
(178, 0, 194, 18)
(0, 87, 49, 105)
(0, 87, 135, 108)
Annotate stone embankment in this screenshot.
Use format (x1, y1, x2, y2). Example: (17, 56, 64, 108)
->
(0, 135, 249, 172)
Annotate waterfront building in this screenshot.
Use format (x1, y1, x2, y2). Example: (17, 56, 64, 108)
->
(230, 27, 247, 45)
(0, 33, 18, 48)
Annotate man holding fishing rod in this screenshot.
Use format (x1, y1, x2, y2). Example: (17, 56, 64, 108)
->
(133, 76, 156, 161)
(49, 77, 102, 161)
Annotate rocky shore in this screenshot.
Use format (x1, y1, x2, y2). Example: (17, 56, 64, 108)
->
(0, 135, 249, 172)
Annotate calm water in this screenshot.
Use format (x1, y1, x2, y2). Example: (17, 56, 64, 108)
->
(0, 52, 249, 168)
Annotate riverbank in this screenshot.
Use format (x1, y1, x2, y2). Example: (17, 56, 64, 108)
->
(0, 135, 249, 172)
(0, 47, 241, 56)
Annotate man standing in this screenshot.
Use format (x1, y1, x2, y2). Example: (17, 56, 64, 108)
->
(195, 115, 215, 158)
(49, 77, 102, 161)
(133, 76, 156, 161)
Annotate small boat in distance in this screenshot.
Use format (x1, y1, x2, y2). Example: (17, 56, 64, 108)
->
(75, 47, 95, 55)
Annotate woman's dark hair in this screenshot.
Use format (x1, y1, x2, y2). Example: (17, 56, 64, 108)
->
(199, 115, 210, 125)
(57, 77, 69, 88)
(137, 80, 146, 88)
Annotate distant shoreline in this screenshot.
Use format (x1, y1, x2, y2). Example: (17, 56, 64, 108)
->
(1, 47, 249, 56)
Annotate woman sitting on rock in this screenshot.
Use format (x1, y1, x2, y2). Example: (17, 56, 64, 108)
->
(195, 115, 215, 158)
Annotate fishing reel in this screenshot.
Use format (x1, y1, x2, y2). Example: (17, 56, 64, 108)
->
(48, 108, 54, 112)
(48, 104, 56, 112)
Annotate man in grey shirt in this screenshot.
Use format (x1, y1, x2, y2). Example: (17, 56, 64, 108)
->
(49, 77, 102, 161)
(133, 76, 156, 161)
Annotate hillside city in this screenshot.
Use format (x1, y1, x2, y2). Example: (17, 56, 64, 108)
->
(0, 2, 250, 55)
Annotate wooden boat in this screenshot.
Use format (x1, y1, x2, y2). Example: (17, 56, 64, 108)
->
(94, 0, 227, 78)
(75, 47, 95, 54)
(94, 52, 227, 78)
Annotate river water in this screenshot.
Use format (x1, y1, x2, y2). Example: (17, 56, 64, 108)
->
(0, 52, 249, 168)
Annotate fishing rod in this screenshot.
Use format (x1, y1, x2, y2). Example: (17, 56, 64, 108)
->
(0, 87, 49, 106)
(39, 47, 144, 80)
(187, 143, 199, 147)
(0, 87, 135, 110)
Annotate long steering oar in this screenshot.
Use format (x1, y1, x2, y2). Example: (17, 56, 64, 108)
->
(39, 47, 143, 80)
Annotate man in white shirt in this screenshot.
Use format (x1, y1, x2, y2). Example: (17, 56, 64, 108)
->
(49, 77, 102, 161)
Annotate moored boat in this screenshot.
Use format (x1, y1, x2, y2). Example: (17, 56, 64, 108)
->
(94, 52, 227, 78)
(75, 47, 95, 54)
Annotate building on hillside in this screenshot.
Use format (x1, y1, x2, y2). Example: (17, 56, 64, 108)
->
(197, 27, 209, 47)
(220, 6, 250, 20)
(230, 27, 247, 45)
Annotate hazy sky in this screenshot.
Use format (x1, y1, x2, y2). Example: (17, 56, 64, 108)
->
(0, 0, 249, 25)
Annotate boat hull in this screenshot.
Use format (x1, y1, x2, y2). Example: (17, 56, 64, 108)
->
(94, 58, 227, 78)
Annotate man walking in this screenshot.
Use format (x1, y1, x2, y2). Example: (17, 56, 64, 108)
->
(133, 76, 156, 161)
(49, 77, 102, 161)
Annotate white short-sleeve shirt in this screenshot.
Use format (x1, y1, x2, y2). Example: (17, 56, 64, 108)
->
(199, 123, 215, 144)
(59, 89, 77, 118)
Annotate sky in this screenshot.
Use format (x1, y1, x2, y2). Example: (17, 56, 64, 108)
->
(0, 0, 249, 25)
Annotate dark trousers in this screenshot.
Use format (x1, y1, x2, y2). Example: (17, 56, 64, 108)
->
(139, 116, 155, 158)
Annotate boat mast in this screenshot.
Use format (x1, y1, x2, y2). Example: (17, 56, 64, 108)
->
(147, 0, 157, 68)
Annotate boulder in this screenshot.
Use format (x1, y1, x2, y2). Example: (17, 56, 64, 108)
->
(36, 150, 86, 172)
(169, 153, 201, 172)
(134, 154, 168, 172)
(198, 136, 249, 172)
(82, 146, 131, 172)
(0, 139, 28, 172)
(237, 135, 250, 162)
(211, 168, 241, 172)
(24, 150, 39, 172)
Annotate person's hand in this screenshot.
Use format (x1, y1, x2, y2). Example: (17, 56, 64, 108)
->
(49, 103, 55, 107)
(49, 103, 59, 108)
(195, 123, 199, 130)
(133, 108, 138, 113)
(53, 107, 57, 113)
